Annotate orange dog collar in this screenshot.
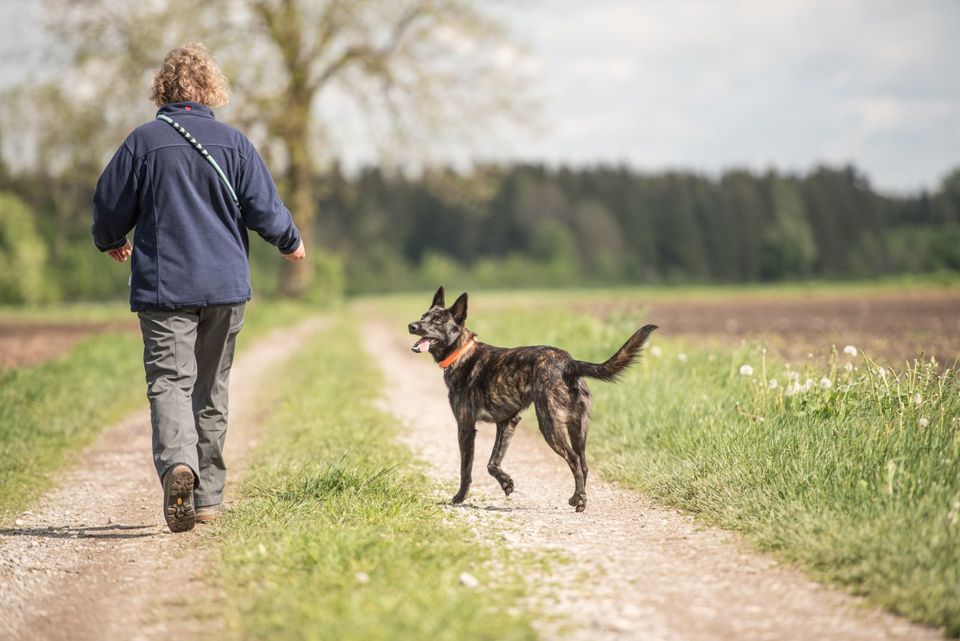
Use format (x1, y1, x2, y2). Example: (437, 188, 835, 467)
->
(439, 335, 477, 369)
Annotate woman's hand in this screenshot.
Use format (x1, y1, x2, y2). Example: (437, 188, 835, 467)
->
(107, 240, 133, 263)
(282, 241, 306, 262)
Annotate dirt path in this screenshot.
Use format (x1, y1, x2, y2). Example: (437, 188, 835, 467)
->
(0, 316, 327, 641)
(363, 321, 943, 641)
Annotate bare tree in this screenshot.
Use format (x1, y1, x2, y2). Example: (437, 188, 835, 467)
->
(5, 0, 537, 297)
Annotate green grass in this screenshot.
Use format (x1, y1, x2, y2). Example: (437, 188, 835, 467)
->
(207, 319, 537, 641)
(457, 302, 960, 636)
(0, 332, 144, 519)
(0, 300, 319, 522)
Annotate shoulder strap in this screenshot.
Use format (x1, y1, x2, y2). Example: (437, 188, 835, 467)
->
(156, 114, 241, 210)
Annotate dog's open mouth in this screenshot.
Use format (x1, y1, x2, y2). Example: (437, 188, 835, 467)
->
(411, 337, 435, 353)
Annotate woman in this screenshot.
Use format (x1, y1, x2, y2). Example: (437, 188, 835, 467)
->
(92, 43, 306, 533)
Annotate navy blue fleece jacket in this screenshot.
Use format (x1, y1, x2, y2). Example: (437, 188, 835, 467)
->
(92, 101, 301, 311)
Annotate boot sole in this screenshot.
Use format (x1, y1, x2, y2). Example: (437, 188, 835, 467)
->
(163, 465, 196, 533)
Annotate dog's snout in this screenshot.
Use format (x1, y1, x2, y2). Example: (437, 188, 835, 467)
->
(408, 322, 419, 334)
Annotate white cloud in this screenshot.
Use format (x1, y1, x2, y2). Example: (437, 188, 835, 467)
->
(502, 0, 960, 192)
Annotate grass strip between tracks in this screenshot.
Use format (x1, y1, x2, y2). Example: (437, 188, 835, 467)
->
(207, 318, 536, 641)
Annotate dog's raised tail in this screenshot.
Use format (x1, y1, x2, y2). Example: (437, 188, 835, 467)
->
(569, 324, 658, 382)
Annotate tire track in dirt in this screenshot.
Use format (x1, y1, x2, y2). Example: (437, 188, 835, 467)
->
(363, 320, 943, 641)
(0, 315, 328, 641)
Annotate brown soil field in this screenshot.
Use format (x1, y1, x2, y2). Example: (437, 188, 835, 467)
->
(3, 288, 958, 371)
(581, 289, 960, 365)
(0, 320, 138, 370)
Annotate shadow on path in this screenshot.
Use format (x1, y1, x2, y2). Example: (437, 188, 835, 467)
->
(0, 523, 156, 540)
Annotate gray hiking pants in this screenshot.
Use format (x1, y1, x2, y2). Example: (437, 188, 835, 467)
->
(138, 304, 245, 508)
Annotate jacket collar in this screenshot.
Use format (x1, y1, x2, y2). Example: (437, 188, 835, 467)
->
(157, 101, 216, 120)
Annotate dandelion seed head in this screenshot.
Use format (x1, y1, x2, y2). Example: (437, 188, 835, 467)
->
(844, 362, 854, 372)
(843, 345, 859, 357)
(785, 383, 803, 397)
(819, 377, 833, 390)
(650, 345, 662, 357)
(918, 417, 930, 428)
(912, 393, 922, 406)
(677, 353, 688, 363)
(788, 371, 800, 381)
(739, 364, 754, 377)
(768, 379, 779, 390)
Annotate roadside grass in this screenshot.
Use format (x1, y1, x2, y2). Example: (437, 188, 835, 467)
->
(0, 332, 144, 520)
(464, 305, 960, 636)
(0, 300, 318, 522)
(207, 319, 537, 641)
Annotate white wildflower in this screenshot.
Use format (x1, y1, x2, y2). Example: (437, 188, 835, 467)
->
(739, 364, 754, 377)
(819, 377, 833, 390)
(677, 353, 688, 363)
(459, 572, 480, 589)
(355, 572, 370, 584)
(803, 378, 815, 391)
(785, 383, 803, 397)
(788, 371, 800, 382)
(918, 417, 930, 428)
(912, 393, 922, 406)
(768, 379, 779, 390)
(844, 362, 854, 372)
(650, 345, 662, 357)
(843, 345, 859, 357)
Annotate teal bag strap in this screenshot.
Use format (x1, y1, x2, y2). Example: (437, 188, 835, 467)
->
(156, 114, 241, 210)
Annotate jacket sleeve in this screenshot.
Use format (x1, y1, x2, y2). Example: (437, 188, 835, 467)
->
(91, 143, 140, 251)
(237, 140, 302, 254)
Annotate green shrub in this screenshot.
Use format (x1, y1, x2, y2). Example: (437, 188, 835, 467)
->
(0, 192, 48, 304)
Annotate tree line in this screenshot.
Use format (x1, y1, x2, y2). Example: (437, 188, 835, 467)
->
(314, 162, 960, 293)
(3, 158, 957, 303)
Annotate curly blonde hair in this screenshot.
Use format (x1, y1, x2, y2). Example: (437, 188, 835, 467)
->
(150, 43, 230, 108)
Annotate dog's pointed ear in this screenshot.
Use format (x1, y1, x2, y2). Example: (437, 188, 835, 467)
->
(450, 292, 468, 324)
(432, 285, 445, 308)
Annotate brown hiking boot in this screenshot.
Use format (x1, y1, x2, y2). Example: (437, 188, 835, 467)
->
(162, 464, 196, 533)
(195, 504, 223, 524)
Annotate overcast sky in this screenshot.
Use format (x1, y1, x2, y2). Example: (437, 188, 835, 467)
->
(2, 0, 957, 193)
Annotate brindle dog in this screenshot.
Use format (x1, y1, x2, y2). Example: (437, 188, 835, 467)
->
(408, 286, 657, 512)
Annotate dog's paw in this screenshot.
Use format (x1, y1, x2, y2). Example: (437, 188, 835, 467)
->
(569, 493, 586, 511)
(500, 477, 514, 496)
(451, 493, 467, 504)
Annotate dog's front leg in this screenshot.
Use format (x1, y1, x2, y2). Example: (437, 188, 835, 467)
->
(451, 421, 477, 504)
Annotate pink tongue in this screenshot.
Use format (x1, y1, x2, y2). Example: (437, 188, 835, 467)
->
(415, 338, 432, 353)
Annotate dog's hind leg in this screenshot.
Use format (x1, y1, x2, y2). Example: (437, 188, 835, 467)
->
(565, 380, 591, 509)
(535, 395, 587, 512)
(488, 415, 521, 496)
